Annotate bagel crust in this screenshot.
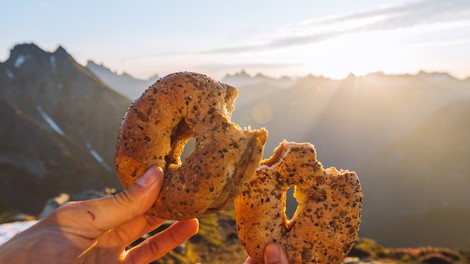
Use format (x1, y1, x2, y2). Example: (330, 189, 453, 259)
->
(235, 141, 362, 264)
(115, 72, 268, 220)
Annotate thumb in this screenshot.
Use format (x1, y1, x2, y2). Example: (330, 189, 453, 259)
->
(264, 243, 290, 264)
(53, 166, 164, 238)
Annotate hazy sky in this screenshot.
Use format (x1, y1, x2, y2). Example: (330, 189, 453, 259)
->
(2, 0, 470, 79)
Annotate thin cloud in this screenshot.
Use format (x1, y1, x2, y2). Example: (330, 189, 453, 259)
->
(206, 0, 470, 54)
(354, 0, 470, 32)
(205, 32, 340, 54)
(121, 0, 470, 61)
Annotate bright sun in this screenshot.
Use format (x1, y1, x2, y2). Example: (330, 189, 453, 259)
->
(302, 32, 405, 78)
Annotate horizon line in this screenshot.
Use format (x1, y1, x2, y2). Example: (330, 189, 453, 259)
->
(2, 42, 470, 81)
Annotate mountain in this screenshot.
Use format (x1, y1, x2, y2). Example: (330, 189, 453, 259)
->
(0, 43, 131, 214)
(360, 99, 470, 247)
(86, 60, 158, 100)
(222, 70, 298, 89)
(302, 72, 470, 169)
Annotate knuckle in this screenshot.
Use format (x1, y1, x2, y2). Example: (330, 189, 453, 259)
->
(114, 228, 132, 244)
(148, 239, 161, 256)
(144, 212, 160, 227)
(168, 228, 182, 245)
(113, 190, 134, 207)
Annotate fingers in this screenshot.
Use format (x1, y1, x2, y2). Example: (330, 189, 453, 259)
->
(264, 243, 289, 264)
(99, 212, 166, 248)
(50, 166, 164, 239)
(123, 218, 199, 264)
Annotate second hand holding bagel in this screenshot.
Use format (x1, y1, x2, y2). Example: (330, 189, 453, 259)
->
(115, 72, 268, 220)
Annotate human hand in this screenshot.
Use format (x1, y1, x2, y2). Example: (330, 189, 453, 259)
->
(0, 167, 199, 264)
(244, 243, 289, 264)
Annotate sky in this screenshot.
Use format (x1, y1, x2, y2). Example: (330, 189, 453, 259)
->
(1, 0, 470, 80)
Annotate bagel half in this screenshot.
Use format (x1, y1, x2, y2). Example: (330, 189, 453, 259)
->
(235, 141, 362, 263)
(115, 72, 268, 220)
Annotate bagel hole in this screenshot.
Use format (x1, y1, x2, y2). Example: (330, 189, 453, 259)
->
(285, 186, 298, 220)
(165, 118, 194, 167)
(181, 138, 196, 162)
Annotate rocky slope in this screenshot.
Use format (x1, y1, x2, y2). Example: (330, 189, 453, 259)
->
(0, 43, 131, 214)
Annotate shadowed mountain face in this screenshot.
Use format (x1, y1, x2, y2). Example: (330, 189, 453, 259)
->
(0, 43, 131, 214)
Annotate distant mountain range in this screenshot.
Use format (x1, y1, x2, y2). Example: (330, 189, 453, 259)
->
(1, 43, 470, 247)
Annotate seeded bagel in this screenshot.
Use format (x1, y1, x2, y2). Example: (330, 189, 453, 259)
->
(115, 72, 268, 220)
(235, 141, 362, 264)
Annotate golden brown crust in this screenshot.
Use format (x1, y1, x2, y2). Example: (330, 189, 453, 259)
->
(235, 141, 362, 264)
(115, 72, 267, 220)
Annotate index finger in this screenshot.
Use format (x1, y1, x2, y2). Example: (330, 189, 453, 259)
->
(46, 167, 163, 239)
(123, 218, 199, 264)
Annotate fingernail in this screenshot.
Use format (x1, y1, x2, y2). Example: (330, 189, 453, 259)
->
(136, 166, 162, 187)
(265, 243, 281, 264)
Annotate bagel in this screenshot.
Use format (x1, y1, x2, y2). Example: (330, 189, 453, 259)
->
(115, 72, 268, 220)
(235, 141, 362, 264)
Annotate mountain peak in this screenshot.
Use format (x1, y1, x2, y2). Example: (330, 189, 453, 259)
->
(7, 43, 71, 63)
(239, 69, 250, 77)
(224, 70, 252, 79)
(10, 43, 43, 54)
(8, 43, 46, 63)
(346, 72, 357, 79)
(86, 60, 113, 73)
(86, 60, 101, 67)
(364, 71, 386, 78)
(417, 70, 455, 81)
(53, 45, 68, 56)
